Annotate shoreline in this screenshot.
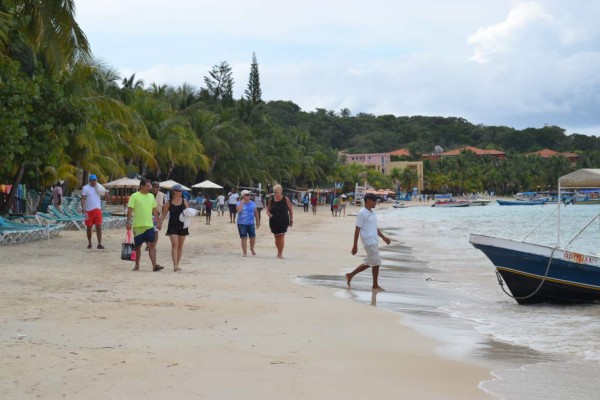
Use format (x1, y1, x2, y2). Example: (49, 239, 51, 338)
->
(1, 205, 492, 399)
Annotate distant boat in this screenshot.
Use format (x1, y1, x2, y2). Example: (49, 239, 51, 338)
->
(468, 198, 492, 206)
(470, 169, 600, 304)
(432, 199, 470, 207)
(392, 201, 407, 208)
(497, 199, 547, 206)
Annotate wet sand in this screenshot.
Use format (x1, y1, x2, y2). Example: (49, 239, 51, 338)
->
(0, 204, 492, 399)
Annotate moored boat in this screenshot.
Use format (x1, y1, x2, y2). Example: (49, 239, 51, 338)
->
(470, 169, 600, 304)
(497, 198, 547, 206)
(468, 198, 492, 206)
(469, 234, 600, 304)
(431, 199, 470, 207)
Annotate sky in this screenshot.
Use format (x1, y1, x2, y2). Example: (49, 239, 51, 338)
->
(75, 0, 600, 136)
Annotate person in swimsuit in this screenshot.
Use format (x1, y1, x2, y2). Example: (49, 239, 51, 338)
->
(160, 184, 190, 272)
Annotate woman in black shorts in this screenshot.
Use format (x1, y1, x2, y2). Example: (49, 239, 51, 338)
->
(160, 184, 189, 272)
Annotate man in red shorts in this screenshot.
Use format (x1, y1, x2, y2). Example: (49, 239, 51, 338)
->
(81, 174, 108, 249)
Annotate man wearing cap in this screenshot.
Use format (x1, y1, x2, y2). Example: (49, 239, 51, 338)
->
(81, 174, 108, 249)
(126, 179, 163, 271)
(346, 193, 391, 291)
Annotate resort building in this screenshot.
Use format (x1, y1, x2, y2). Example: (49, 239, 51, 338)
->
(344, 153, 391, 173)
(343, 151, 424, 192)
(529, 148, 580, 164)
(426, 146, 507, 160)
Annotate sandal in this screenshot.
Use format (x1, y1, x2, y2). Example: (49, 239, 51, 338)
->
(153, 265, 164, 272)
(97, 244, 105, 249)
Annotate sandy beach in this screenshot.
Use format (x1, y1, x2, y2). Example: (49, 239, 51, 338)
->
(0, 202, 492, 399)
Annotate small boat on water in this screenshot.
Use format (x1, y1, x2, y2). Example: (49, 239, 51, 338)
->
(470, 169, 600, 304)
(468, 198, 492, 206)
(431, 199, 470, 207)
(497, 198, 547, 206)
(392, 201, 406, 208)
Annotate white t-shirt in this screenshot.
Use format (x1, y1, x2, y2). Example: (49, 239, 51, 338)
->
(254, 194, 263, 209)
(217, 195, 225, 205)
(356, 207, 379, 247)
(228, 193, 239, 205)
(81, 184, 102, 211)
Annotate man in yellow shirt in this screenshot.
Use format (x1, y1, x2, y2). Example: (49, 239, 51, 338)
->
(126, 179, 163, 271)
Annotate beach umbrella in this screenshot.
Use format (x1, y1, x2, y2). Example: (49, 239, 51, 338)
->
(159, 180, 191, 190)
(102, 177, 141, 213)
(192, 179, 223, 189)
(103, 177, 141, 188)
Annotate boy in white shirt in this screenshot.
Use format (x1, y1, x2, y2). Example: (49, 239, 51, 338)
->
(347, 193, 391, 291)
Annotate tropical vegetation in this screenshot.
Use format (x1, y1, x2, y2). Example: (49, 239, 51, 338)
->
(1, 1, 600, 215)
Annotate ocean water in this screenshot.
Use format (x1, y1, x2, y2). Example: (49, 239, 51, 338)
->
(301, 202, 600, 399)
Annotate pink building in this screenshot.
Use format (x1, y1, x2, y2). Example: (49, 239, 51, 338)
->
(344, 153, 391, 174)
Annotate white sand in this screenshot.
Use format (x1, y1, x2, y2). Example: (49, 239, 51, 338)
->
(0, 205, 492, 399)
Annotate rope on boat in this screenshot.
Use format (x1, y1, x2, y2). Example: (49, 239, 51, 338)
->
(495, 246, 558, 301)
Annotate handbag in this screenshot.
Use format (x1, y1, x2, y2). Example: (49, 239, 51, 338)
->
(121, 230, 136, 261)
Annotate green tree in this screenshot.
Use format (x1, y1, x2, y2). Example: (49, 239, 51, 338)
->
(202, 61, 234, 106)
(244, 52, 262, 105)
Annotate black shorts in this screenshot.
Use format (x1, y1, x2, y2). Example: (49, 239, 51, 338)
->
(270, 224, 288, 235)
(228, 204, 237, 214)
(166, 227, 189, 236)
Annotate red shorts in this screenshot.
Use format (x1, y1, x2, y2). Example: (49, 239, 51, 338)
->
(85, 209, 103, 226)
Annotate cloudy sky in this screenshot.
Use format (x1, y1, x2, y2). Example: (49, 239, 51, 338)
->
(76, 0, 600, 135)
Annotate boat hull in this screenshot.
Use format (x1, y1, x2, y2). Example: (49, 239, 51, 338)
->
(432, 201, 469, 207)
(497, 199, 547, 206)
(469, 234, 600, 304)
(468, 199, 491, 206)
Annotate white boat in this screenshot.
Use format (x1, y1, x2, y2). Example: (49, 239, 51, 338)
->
(468, 198, 491, 206)
(392, 202, 406, 208)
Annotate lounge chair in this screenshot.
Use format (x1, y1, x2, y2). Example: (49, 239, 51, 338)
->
(0, 224, 61, 245)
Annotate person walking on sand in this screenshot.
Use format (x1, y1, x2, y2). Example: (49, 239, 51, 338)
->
(346, 193, 391, 291)
(267, 184, 294, 259)
(217, 192, 225, 216)
(339, 194, 347, 217)
(126, 179, 163, 272)
(159, 184, 190, 272)
(311, 193, 318, 215)
(254, 192, 265, 224)
(150, 181, 165, 248)
(81, 174, 108, 249)
(236, 190, 259, 256)
(204, 194, 213, 225)
(228, 189, 239, 223)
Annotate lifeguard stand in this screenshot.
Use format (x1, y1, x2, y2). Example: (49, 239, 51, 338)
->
(354, 182, 366, 206)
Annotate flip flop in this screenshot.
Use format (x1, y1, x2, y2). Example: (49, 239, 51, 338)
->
(97, 244, 105, 249)
(87, 244, 92, 249)
(153, 265, 164, 272)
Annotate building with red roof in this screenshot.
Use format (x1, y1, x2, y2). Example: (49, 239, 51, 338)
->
(529, 148, 579, 163)
(426, 146, 506, 160)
